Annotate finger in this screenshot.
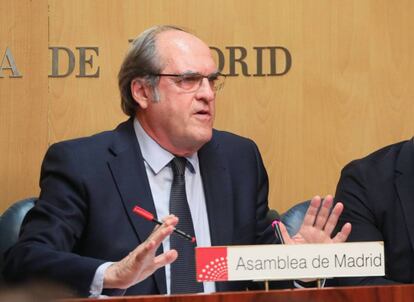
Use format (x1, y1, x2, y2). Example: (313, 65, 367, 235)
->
(277, 221, 294, 244)
(128, 236, 155, 258)
(128, 240, 173, 282)
(147, 223, 176, 248)
(126, 239, 157, 271)
(301, 195, 322, 227)
(314, 195, 334, 229)
(162, 215, 179, 227)
(150, 215, 178, 234)
(134, 236, 170, 263)
(153, 249, 178, 269)
(150, 215, 178, 236)
(161, 214, 179, 225)
(323, 202, 344, 235)
(139, 217, 178, 258)
(332, 222, 352, 243)
(136, 238, 157, 256)
(131, 249, 178, 285)
(136, 215, 178, 251)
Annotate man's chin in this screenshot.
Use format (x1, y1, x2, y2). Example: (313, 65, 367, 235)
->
(198, 128, 213, 143)
(187, 129, 213, 152)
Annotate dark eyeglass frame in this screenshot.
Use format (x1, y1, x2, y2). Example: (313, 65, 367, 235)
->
(149, 72, 226, 92)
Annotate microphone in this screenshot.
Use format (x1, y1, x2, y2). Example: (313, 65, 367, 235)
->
(266, 209, 285, 244)
(266, 209, 281, 224)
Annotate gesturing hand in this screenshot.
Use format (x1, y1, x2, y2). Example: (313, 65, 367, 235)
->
(280, 195, 352, 245)
(103, 215, 179, 289)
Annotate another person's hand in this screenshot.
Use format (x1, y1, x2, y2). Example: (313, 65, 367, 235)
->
(280, 195, 351, 244)
(103, 215, 179, 289)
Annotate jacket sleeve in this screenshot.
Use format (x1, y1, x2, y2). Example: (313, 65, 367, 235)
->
(3, 142, 105, 296)
(333, 160, 397, 286)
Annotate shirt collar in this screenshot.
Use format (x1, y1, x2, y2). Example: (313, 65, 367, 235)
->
(133, 118, 197, 174)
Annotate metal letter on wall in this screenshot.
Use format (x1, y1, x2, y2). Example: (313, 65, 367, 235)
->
(268, 46, 292, 76)
(227, 46, 251, 77)
(209, 46, 225, 74)
(76, 47, 100, 78)
(210, 45, 292, 77)
(0, 47, 23, 78)
(253, 47, 267, 77)
(49, 47, 75, 78)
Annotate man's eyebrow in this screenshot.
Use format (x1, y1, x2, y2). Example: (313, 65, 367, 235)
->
(180, 71, 200, 76)
(180, 70, 221, 76)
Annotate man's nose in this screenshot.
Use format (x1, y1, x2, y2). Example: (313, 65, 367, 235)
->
(195, 78, 215, 102)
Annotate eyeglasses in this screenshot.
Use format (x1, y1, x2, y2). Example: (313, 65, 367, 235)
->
(150, 72, 226, 92)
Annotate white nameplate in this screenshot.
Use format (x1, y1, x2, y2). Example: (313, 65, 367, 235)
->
(195, 242, 384, 282)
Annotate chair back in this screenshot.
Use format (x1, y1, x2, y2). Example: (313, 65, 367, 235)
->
(0, 198, 36, 273)
(281, 200, 310, 236)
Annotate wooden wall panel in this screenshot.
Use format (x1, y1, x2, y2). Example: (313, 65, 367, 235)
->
(47, 0, 126, 143)
(0, 0, 48, 211)
(1, 0, 414, 213)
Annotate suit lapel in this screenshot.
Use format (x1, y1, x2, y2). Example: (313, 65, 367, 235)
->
(107, 119, 166, 294)
(198, 133, 234, 247)
(395, 138, 414, 253)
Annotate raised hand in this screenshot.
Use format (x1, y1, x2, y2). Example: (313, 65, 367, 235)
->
(280, 195, 351, 245)
(103, 215, 179, 289)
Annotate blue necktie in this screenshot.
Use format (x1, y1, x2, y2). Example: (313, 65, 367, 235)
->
(169, 157, 203, 294)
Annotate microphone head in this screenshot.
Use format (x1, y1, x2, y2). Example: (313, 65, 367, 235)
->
(266, 209, 281, 227)
(267, 209, 285, 244)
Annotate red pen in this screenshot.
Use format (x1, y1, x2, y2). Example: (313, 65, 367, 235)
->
(133, 206, 196, 243)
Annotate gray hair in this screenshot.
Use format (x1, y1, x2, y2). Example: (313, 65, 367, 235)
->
(118, 25, 186, 117)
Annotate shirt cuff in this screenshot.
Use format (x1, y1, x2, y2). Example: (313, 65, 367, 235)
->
(89, 262, 114, 298)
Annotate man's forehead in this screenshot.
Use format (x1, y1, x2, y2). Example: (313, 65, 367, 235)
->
(156, 29, 205, 49)
(156, 30, 216, 73)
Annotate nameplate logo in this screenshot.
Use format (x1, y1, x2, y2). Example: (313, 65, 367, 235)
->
(196, 242, 384, 282)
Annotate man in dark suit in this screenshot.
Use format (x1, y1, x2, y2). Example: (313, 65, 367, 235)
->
(334, 138, 414, 285)
(3, 25, 351, 296)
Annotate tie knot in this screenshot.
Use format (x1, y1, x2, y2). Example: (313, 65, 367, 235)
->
(171, 157, 187, 176)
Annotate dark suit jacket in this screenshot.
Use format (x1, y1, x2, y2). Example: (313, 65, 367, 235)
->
(3, 119, 284, 296)
(334, 138, 414, 286)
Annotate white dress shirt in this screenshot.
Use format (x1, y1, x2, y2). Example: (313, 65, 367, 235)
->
(89, 118, 215, 296)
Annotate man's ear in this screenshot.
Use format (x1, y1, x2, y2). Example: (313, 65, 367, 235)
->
(131, 78, 152, 109)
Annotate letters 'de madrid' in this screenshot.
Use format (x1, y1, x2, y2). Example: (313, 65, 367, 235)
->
(1, 43, 291, 79)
